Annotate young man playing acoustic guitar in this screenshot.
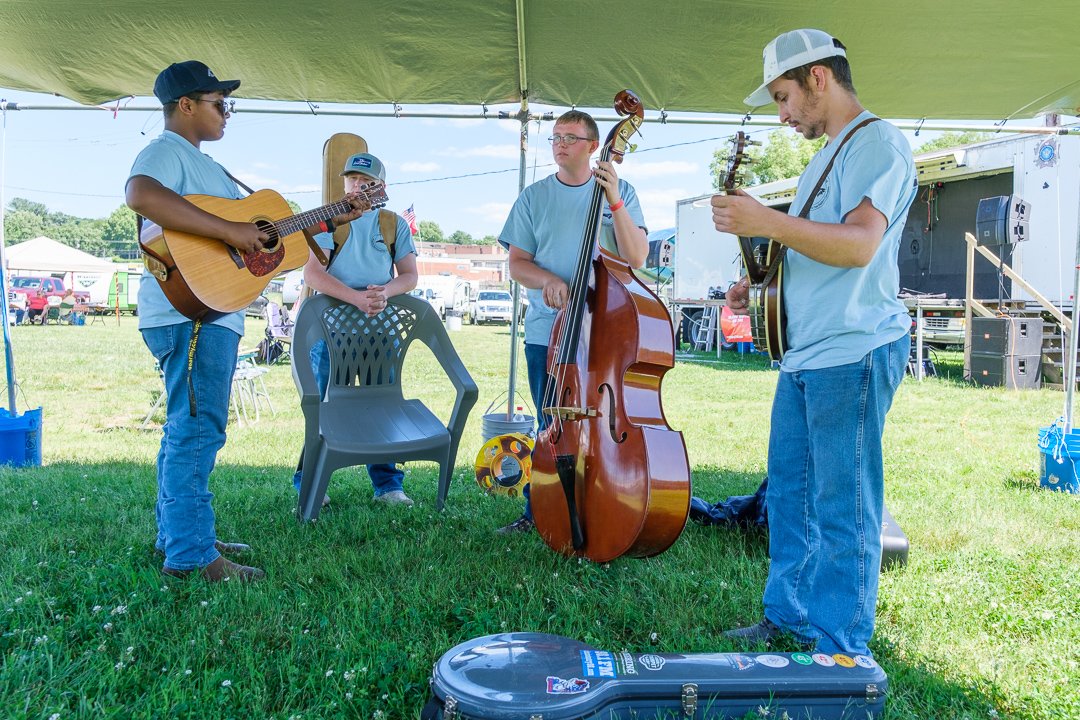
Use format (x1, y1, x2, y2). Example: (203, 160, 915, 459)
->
(497, 110, 649, 534)
(126, 61, 366, 582)
(712, 30, 916, 658)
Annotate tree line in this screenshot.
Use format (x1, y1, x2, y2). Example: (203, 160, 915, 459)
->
(709, 130, 994, 188)
(1, 199, 498, 258)
(3, 199, 139, 259)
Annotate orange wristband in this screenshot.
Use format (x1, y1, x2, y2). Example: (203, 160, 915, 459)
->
(609, 198, 625, 213)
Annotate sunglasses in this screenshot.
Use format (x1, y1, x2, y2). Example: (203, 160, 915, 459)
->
(193, 98, 235, 116)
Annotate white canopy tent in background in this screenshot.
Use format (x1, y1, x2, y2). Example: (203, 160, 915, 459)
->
(5, 236, 117, 303)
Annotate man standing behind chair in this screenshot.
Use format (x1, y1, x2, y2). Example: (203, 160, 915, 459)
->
(497, 110, 649, 534)
(292, 152, 419, 507)
(126, 61, 366, 582)
(712, 29, 916, 657)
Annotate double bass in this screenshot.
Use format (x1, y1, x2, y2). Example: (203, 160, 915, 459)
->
(530, 91, 691, 563)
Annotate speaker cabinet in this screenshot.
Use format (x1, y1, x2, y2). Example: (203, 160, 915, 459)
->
(976, 195, 1030, 246)
(971, 316, 1044, 357)
(970, 352, 1041, 389)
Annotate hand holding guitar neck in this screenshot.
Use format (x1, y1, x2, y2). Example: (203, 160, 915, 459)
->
(333, 184, 382, 226)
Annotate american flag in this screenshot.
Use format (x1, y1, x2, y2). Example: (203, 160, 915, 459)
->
(402, 204, 419, 235)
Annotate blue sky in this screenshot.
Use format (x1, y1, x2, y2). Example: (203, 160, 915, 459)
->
(0, 86, 1003, 242)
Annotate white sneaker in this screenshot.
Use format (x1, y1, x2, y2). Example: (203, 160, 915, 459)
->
(374, 490, 414, 507)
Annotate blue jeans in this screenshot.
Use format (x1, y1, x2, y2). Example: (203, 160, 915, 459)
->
(292, 339, 404, 496)
(143, 322, 240, 571)
(518, 343, 556, 520)
(763, 334, 908, 657)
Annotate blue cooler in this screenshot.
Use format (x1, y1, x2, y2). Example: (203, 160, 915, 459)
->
(1038, 425, 1080, 494)
(0, 407, 43, 467)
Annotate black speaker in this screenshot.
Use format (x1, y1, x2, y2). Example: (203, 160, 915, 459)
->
(971, 316, 1044, 357)
(976, 195, 1030, 246)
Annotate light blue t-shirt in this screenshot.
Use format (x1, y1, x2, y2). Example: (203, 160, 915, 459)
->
(499, 174, 646, 345)
(128, 130, 245, 335)
(780, 111, 917, 372)
(313, 210, 416, 288)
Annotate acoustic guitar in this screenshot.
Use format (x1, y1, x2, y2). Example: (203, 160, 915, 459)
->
(723, 131, 787, 361)
(139, 186, 387, 320)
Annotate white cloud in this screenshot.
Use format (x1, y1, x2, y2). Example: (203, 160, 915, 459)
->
(233, 170, 319, 197)
(636, 187, 694, 231)
(400, 161, 440, 173)
(467, 201, 513, 225)
(620, 160, 699, 181)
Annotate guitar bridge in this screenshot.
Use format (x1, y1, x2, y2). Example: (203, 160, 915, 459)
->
(544, 406, 598, 422)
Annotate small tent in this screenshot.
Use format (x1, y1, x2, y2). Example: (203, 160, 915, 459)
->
(5, 236, 117, 303)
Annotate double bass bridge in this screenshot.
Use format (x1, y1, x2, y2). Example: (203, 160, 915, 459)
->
(543, 405, 598, 422)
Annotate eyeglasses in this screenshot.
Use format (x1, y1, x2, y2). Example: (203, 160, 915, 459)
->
(548, 134, 594, 146)
(194, 98, 235, 116)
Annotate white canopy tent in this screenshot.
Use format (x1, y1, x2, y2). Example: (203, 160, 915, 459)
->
(5, 236, 117, 302)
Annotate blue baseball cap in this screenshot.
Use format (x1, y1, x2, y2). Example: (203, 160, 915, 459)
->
(340, 152, 387, 182)
(154, 60, 240, 104)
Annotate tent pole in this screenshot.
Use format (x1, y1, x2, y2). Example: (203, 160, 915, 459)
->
(506, 98, 528, 421)
(1064, 180, 1080, 433)
(0, 102, 18, 413)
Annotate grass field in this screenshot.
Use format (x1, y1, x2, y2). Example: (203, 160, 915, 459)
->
(0, 315, 1076, 719)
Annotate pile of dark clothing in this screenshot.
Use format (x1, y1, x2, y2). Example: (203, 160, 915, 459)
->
(689, 477, 770, 529)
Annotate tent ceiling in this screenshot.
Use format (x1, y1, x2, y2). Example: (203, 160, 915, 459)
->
(0, 1, 1077, 121)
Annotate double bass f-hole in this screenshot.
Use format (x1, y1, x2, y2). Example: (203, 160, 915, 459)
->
(598, 383, 626, 444)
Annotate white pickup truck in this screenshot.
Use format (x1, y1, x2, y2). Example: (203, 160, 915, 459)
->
(469, 290, 514, 325)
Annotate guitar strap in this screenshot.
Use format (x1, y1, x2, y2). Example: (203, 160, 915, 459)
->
(761, 116, 880, 287)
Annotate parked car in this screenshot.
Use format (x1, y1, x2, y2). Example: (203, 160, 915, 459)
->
(469, 290, 514, 324)
(408, 287, 446, 318)
(9, 276, 90, 323)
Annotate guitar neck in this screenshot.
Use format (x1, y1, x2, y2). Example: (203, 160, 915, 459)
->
(273, 199, 354, 238)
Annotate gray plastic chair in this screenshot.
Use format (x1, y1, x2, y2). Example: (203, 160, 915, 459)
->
(292, 293, 478, 521)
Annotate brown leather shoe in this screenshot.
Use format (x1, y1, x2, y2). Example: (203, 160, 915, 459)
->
(162, 556, 265, 583)
(155, 540, 251, 558)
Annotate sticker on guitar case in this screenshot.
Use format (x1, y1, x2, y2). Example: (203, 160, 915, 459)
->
(854, 655, 877, 669)
(792, 652, 813, 666)
(755, 654, 790, 668)
(729, 654, 757, 671)
(638, 654, 666, 671)
(832, 654, 856, 668)
(580, 650, 617, 678)
(812, 653, 836, 667)
(547, 676, 590, 694)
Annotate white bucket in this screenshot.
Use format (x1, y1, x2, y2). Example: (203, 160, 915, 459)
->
(481, 412, 535, 443)
(445, 314, 462, 331)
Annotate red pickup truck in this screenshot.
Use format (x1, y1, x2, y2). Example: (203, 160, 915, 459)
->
(9, 276, 90, 322)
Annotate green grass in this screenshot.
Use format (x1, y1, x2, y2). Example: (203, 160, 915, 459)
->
(0, 317, 1076, 719)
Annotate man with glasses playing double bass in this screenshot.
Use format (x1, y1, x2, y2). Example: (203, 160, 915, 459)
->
(496, 110, 649, 535)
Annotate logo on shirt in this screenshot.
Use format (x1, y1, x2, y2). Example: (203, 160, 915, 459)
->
(811, 178, 830, 210)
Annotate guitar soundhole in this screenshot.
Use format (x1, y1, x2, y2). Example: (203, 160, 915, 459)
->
(255, 219, 280, 253)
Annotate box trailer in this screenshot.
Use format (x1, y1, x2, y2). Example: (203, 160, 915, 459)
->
(673, 132, 1080, 349)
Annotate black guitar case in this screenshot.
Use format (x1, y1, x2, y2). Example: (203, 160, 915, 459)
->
(424, 633, 887, 720)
